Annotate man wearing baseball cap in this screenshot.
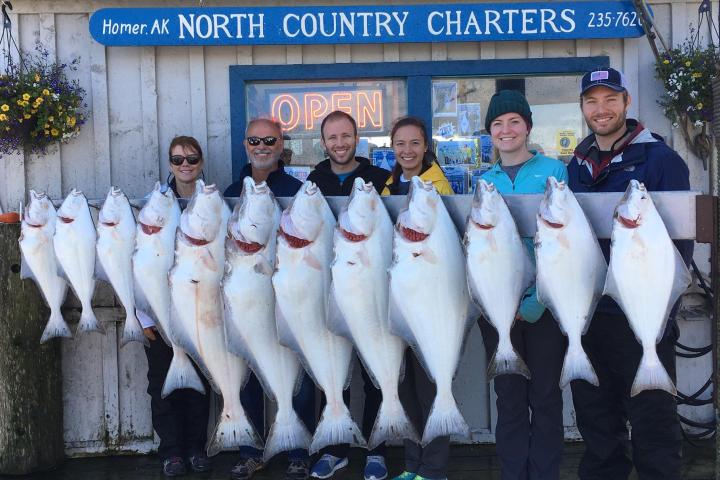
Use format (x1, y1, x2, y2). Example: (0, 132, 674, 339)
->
(567, 67, 692, 480)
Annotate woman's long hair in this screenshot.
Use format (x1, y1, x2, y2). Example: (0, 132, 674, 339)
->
(388, 116, 438, 194)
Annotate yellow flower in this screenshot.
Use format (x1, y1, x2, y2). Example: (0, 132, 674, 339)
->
(0, 104, 8, 111)
(21, 100, 29, 107)
(67, 116, 76, 127)
(48, 116, 54, 122)
(0, 114, 7, 121)
(44, 123, 49, 129)
(697, 102, 703, 109)
(44, 129, 49, 135)
(30, 109, 37, 114)
(51, 128, 59, 136)
(692, 72, 702, 78)
(42, 89, 50, 96)
(16, 100, 23, 106)
(663, 59, 670, 64)
(35, 97, 43, 104)
(34, 74, 40, 82)
(23, 113, 31, 119)
(22, 93, 30, 101)
(685, 61, 691, 67)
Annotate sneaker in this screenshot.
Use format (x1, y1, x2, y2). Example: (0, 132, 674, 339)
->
(230, 457, 264, 480)
(390, 473, 417, 480)
(162, 456, 187, 477)
(285, 460, 310, 480)
(187, 452, 212, 473)
(309, 454, 349, 479)
(364, 455, 388, 480)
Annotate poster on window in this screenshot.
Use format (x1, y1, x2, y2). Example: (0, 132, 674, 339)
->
(436, 139, 478, 166)
(432, 81, 458, 117)
(458, 103, 482, 136)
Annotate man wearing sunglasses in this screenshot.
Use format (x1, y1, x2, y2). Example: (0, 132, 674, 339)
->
(224, 118, 303, 198)
(224, 118, 316, 480)
(307, 110, 390, 480)
(567, 68, 691, 480)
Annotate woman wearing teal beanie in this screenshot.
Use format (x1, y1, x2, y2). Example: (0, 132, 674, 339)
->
(478, 89, 569, 480)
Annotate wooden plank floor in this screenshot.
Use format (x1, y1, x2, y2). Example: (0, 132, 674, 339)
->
(16, 441, 715, 480)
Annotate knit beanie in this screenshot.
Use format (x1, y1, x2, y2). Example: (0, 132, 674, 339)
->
(484, 90, 533, 132)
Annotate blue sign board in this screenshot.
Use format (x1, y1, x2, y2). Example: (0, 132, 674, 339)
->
(90, 2, 646, 46)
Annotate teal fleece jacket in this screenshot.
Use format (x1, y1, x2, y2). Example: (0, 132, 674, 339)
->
(481, 152, 568, 323)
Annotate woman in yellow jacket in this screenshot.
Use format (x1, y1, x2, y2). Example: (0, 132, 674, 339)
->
(386, 116, 453, 480)
(382, 116, 453, 196)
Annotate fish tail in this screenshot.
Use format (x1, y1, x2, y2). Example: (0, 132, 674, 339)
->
(120, 311, 147, 348)
(560, 344, 599, 387)
(263, 408, 312, 463)
(206, 409, 262, 457)
(421, 391, 469, 446)
(368, 396, 419, 450)
(487, 347, 530, 380)
(161, 351, 205, 398)
(309, 401, 366, 454)
(631, 350, 677, 397)
(77, 307, 105, 335)
(40, 309, 73, 343)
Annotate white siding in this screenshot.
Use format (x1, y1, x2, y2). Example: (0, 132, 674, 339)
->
(2, 0, 714, 455)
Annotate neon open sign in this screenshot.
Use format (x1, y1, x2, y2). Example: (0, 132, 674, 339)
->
(269, 90, 384, 133)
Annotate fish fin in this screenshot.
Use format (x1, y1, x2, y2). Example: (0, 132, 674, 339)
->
(398, 353, 407, 384)
(94, 257, 110, 284)
(487, 346, 530, 380)
(560, 343, 598, 387)
(343, 353, 355, 391)
(292, 369, 305, 397)
(77, 308, 106, 335)
(161, 350, 206, 398)
(275, 303, 321, 390)
(40, 309, 73, 343)
(325, 282, 354, 342)
(355, 353, 380, 390)
(309, 402, 366, 454)
(303, 251, 322, 270)
(253, 255, 274, 276)
(205, 407, 263, 457)
(120, 310, 148, 348)
(19, 251, 35, 281)
(466, 274, 488, 318)
(601, 266, 621, 306)
(421, 391, 470, 446)
(55, 261, 69, 283)
(387, 283, 419, 349)
(367, 396, 419, 450)
(630, 349, 676, 397)
(659, 250, 692, 343)
(263, 408, 312, 463)
(459, 302, 481, 365)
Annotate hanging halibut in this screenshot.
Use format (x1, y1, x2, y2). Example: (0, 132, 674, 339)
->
(604, 180, 691, 396)
(223, 177, 311, 462)
(329, 178, 418, 449)
(133, 182, 204, 396)
(535, 177, 602, 387)
(96, 186, 145, 347)
(465, 180, 533, 379)
(54, 189, 104, 335)
(19, 190, 71, 342)
(273, 181, 365, 454)
(389, 176, 472, 445)
(169, 180, 260, 455)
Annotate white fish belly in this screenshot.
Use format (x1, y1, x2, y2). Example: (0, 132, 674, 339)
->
(54, 225, 96, 304)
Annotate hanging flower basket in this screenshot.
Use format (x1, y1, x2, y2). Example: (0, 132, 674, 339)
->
(0, 48, 86, 158)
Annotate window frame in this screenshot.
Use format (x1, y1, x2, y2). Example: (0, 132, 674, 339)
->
(229, 56, 609, 178)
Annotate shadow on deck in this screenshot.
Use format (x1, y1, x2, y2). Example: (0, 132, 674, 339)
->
(6, 441, 715, 479)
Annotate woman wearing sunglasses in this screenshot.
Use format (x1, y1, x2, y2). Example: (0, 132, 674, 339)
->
(167, 135, 205, 198)
(139, 135, 212, 477)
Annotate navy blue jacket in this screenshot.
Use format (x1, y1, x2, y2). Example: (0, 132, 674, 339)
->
(223, 161, 302, 198)
(567, 120, 693, 320)
(307, 157, 390, 196)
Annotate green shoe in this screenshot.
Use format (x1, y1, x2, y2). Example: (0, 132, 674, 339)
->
(391, 473, 417, 480)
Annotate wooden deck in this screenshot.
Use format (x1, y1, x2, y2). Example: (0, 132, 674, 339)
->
(21, 441, 715, 480)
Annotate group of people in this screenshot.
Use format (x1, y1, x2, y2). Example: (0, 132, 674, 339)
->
(144, 66, 691, 480)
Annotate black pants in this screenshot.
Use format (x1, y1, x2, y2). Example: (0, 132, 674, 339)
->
(322, 361, 386, 458)
(145, 335, 210, 460)
(398, 350, 450, 479)
(239, 371, 317, 462)
(570, 313, 682, 480)
(478, 312, 566, 480)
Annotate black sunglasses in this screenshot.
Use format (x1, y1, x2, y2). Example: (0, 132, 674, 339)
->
(246, 136, 278, 146)
(170, 154, 201, 166)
